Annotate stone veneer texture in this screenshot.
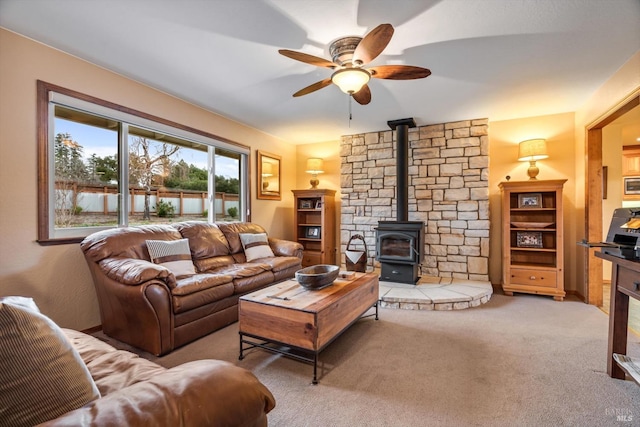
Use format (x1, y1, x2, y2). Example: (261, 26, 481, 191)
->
(340, 118, 489, 281)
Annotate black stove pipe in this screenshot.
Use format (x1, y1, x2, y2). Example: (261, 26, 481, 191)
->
(387, 118, 416, 222)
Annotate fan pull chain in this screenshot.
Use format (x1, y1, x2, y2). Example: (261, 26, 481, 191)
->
(348, 94, 353, 127)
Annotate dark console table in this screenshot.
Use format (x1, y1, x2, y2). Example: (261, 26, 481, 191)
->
(596, 251, 640, 382)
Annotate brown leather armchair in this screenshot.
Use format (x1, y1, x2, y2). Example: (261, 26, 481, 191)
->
(40, 329, 276, 426)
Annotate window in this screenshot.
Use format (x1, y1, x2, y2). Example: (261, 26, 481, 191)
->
(37, 81, 250, 244)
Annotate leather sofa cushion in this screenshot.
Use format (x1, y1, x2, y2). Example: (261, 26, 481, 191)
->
(257, 256, 303, 273)
(210, 262, 271, 279)
(172, 282, 236, 314)
(269, 237, 304, 257)
(194, 255, 236, 273)
(62, 328, 117, 364)
(99, 258, 176, 288)
(173, 221, 232, 260)
(81, 225, 182, 263)
(173, 296, 239, 328)
(172, 274, 233, 296)
(171, 275, 235, 314)
(217, 222, 266, 254)
(63, 329, 166, 396)
(233, 270, 275, 294)
(232, 252, 248, 264)
(273, 266, 300, 283)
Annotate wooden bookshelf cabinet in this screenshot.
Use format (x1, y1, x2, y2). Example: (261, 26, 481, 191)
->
(292, 189, 336, 267)
(499, 179, 567, 301)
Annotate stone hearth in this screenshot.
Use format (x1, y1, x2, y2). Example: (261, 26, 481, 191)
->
(379, 276, 493, 310)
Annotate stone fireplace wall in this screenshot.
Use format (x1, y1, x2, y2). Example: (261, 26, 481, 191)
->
(340, 119, 489, 281)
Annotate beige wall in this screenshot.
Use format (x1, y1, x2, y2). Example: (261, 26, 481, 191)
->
(488, 113, 577, 290)
(0, 29, 297, 330)
(295, 141, 341, 192)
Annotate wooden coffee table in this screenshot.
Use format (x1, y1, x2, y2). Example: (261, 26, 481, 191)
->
(238, 272, 379, 384)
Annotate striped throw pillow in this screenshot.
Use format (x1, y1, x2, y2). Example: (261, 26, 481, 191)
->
(0, 297, 100, 426)
(146, 239, 196, 278)
(240, 233, 274, 262)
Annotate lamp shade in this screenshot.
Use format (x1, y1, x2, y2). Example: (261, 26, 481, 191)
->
(518, 139, 549, 161)
(305, 158, 324, 174)
(331, 68, 371, 94)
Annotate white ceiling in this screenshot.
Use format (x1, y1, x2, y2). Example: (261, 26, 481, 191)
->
(1, 0, 639, 144)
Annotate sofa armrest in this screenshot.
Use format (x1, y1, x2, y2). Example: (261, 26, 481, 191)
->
(39, 360, 276, 427)
(269, 237, 303, 259)
(99, 257, 176, 288)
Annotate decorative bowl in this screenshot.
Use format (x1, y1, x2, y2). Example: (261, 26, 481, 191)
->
(295, 265, 340, 290)
(511, 222, 553, 229)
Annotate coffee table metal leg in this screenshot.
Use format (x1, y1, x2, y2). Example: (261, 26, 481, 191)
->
(312, 353, 318, 385)
(239, 333, 244, 360)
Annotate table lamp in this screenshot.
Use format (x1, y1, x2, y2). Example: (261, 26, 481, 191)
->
(305, 158, 324, 189)
(518, 139, 548, 180)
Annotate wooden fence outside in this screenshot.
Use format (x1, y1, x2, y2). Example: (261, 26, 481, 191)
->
(57, 183, 239, 219)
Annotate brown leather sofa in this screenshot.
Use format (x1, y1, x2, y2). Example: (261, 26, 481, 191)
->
(41, 329, 275, 426)
(81, 221, 303, 356)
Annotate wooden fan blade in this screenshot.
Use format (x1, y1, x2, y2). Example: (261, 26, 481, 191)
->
(279, 49, 337, 69)
(352, 23, 394, 66)
(352, 85, 371, 105)
(292, 78, 333, 97)
(368, 65, 431, 80)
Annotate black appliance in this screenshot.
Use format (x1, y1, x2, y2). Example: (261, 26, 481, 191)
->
(376, 221, 425, 284)
(581, 208, 640, 260)
(602, 208, 640, 260)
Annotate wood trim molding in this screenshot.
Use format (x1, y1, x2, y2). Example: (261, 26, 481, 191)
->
(36, 81, 51, 243)
(587, 88, 640, 130)
(37, 80, 250, 151)
(586, 127, 603, 306)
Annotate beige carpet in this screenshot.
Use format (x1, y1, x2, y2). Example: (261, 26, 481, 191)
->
(95, 293, 640, 426)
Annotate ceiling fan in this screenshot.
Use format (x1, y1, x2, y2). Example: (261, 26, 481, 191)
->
(279, 24, 431, 105)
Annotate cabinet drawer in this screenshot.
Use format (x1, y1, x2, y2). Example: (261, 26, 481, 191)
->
(302, 251, 322, 267)
(510, 268, 557, 288)
(617, 265, 640, 299)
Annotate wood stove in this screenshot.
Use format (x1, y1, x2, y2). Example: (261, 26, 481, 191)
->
(375, 118, 425, 284)
(376, 221, 424, 284)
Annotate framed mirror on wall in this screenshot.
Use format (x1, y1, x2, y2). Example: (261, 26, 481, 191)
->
(257, 150, 281, 200)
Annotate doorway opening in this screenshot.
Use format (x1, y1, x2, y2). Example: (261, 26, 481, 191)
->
(585, 92, 640, 306)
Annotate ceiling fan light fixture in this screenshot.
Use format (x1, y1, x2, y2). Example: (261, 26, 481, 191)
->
(281, 23, 430, 103)
(331, 68, 371, 94)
